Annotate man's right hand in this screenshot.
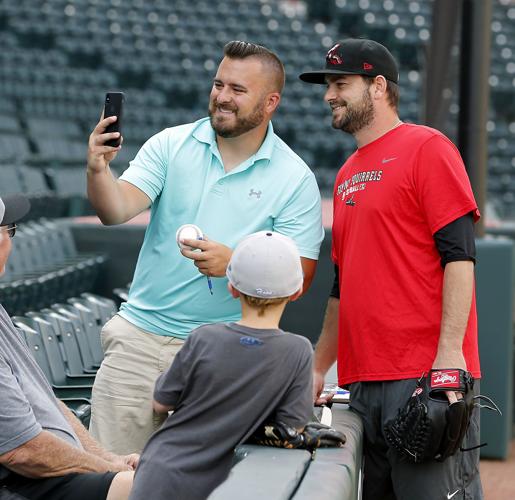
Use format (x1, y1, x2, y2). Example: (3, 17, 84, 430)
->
(313, 370, 333, 406)
(87, 114, 122, 173)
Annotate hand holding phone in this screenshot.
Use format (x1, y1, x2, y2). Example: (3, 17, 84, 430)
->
(103, 92, 125, 147)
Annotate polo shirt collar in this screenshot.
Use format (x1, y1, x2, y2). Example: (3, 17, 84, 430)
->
(192, 118, 275, 167)
(192, 118, 216, 146)
(254, 121, 275, 162)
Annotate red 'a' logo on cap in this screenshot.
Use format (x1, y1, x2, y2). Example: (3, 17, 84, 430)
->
(363, 62, 373, 70)
(326, 44, 342, 65)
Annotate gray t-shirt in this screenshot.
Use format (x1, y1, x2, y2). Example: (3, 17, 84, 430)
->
(129, 322, 313, 500)
(0, 306, 81, 480)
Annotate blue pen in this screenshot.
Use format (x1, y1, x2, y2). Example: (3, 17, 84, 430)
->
(198, 236, 214, 295)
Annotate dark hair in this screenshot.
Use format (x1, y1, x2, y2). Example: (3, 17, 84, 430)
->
(223, 41, 285, 93)
(362, 75, 399, 110)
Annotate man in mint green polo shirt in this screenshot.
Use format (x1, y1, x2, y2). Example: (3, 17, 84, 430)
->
(86, 41, 324, 454)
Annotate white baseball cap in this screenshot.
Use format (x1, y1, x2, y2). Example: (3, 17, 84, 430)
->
(226, 231, 303, 299)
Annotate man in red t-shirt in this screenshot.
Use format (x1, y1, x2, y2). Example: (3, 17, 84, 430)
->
(300, 39, 483, 500)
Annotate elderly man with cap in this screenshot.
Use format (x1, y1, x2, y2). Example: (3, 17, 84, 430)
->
(0, 194, 138, 500)
(300, 39, 483, 499)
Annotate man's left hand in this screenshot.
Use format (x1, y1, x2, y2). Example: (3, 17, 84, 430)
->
(432, 350, 467, 404)
(181, 237, 232, 277)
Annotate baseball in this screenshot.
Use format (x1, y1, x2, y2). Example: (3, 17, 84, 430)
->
(176, 224, 203, 251)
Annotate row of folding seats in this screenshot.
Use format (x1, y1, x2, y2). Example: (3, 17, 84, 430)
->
(0, 164, 118, 219)
(0, 0, 513, 217)
(0, 220, 108, 315)
(13, 293, 118, 426)
(0, 164, 66, 218)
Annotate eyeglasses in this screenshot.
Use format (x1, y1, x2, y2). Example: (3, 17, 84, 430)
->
(1, 224, 17, 239)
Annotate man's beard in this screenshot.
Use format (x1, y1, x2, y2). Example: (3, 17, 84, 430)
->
(332, 88, 374, 134)
(209, 100, 265, 138)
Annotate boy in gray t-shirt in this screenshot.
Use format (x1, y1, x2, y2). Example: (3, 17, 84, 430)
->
(129, 231, 314, 500)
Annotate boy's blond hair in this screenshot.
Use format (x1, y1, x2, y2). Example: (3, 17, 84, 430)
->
(240, 292, 289, 317)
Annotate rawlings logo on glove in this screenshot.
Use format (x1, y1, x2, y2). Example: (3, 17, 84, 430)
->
(431, 370, 460, 388)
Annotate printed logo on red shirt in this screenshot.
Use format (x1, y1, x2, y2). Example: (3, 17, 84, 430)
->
(336, 170, 383, 204)
(431, 370, 460, 389)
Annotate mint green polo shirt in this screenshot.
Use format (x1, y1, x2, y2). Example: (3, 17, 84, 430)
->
(118, 117, 324, 338)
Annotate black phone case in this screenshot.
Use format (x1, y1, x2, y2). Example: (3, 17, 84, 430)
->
(104, 92, 125, 147)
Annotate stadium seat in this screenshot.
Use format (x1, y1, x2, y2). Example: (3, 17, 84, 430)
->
(19, 165, 66, 219)
(45, 167, 94, 216)
(51, 302, 101, 370)
(15, 324, 92, 426)
(0, 135, 31, 162)
(80, 292, 117, 325)
(67, 297, 105, 366)
(37, 309, 98, 375)
(0, 114, 21, 134)
(13, 316, 93, 400)
(25, 311, 96, 379)
(0, 222, 101, 314)
(113, 284, 130, 305)
(0, 164, 24, 194)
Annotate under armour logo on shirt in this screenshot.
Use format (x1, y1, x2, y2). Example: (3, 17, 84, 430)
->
(249, 189, 262, 199)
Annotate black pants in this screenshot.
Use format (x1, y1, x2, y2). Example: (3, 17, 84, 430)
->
(1, 471, 116, 500)
(349, 379, 483, 500)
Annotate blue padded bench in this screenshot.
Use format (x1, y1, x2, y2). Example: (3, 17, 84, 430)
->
(208, 406, 363, 500)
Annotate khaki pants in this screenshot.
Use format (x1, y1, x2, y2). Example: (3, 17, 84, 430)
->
(90, 315, 184, 454)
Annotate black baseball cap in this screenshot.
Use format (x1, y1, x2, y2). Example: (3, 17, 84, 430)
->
(299, 38, 399, 85)
(0, 194, 31, 225)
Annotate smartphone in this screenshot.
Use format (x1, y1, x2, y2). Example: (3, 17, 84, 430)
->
(103, 91, 125, 147)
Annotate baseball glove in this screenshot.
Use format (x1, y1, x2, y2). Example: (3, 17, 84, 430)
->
(384, 369, 474, 463)
(250, 421, 346, 451)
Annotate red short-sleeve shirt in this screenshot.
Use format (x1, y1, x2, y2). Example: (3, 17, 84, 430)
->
(332, 124, 480, 386)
